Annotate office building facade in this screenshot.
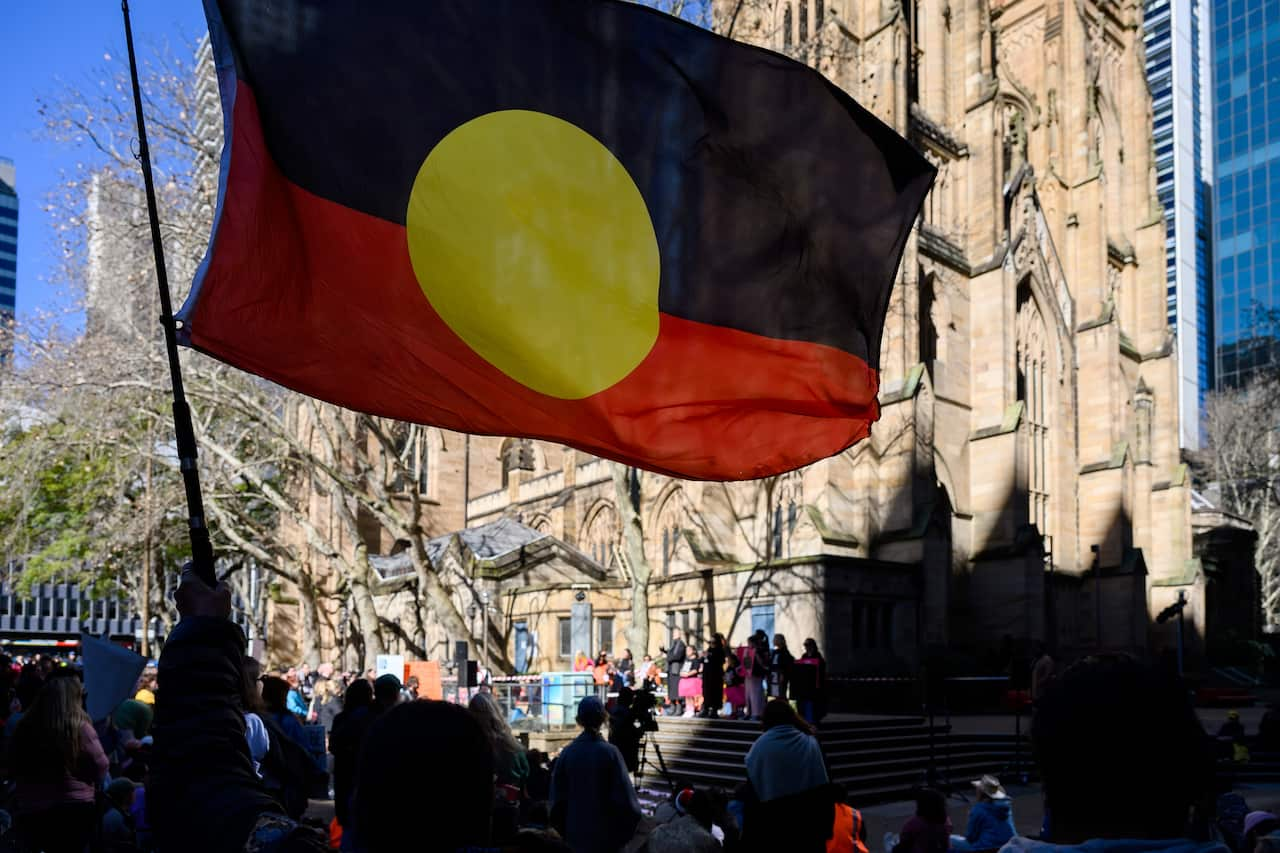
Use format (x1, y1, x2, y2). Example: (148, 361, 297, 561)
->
(1144, 0, 1214, 446)
(1212, 0, 1280, 387)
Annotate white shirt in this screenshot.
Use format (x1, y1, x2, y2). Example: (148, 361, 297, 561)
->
(244, 712, 270, 778)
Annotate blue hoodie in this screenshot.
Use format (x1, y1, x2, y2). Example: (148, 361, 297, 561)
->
(999, 837, 1230, 853)
(966, 800, 1017, 849)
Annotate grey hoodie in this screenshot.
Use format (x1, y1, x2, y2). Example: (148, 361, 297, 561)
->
(1000, 836, 1230, 853)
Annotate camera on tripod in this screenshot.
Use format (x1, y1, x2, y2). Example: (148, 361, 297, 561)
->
(633, 689, 660, 734)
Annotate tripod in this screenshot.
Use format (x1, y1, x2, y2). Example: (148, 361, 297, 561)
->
(636, 733, 676, 796)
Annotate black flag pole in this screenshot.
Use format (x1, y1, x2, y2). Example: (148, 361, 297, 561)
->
(121, 0, 217, 587)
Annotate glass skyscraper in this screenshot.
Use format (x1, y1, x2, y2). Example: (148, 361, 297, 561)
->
(0, 157, 16, 365)
(1144, 0, 1214, 447)
(1212, 0, 1280, 387)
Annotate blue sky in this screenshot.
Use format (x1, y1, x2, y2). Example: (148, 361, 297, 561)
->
(1, 1, 207, 327)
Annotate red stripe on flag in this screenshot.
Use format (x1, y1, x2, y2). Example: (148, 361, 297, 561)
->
(188, 82, 881, 480)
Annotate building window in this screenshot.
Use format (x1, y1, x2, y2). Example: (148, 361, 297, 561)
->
(667, 608, 703, 645)
(783, 3, 793, 50)
(391, 425, 434, 496)
(815, 0, 824, 28)
(851, 601, 896, 649)
(799, 0, 809, 40)
(751, 603, 775, 639)
(1016, 282, 1051, 539)
(558, 617, 572, 659)
(772, 505, 783, 559)
(788, 500, 798, 534)
(584, 503, 620, 567)
(597, 617, 615, 656)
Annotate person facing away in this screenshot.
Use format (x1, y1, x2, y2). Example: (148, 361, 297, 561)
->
(1030, 644, 1057, 705)
(470, 690, 530, 789)
(101, 777, 138, 853)
(1003, 652, 1223, 853)
(9, 676, 110, 853)
(152, 564, 502, 853)
(792, 638, 827, 724)
(769, 633, 794, 699)
(329, 677, 374, 832)
(892, 789, 953, 853)
(662, 628, 688, 713)
(550, 695, 642, 853)
(742, 699, 842, 853)
(702, 633, 727, 718)
(951, 775, 1016, 851)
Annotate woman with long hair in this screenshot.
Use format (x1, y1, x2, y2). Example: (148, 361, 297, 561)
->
(469, 691, 529, 789)
(9, 676, 109, 853)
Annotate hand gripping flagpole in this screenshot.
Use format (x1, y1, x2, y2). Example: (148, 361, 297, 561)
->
(121, 0, 218, 588)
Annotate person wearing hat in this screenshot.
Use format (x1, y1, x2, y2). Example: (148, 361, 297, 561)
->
(550, 695, 641, 852)
(1244, 813, 1280, 850)
(950, 775, 1016, 851)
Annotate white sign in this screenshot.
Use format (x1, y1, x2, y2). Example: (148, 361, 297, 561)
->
(375, 654, 405, 680)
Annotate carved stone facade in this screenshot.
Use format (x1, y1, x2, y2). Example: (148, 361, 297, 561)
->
(272, 0, 1216, 674)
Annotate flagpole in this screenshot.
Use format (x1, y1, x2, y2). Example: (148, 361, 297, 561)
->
(121, 0, 217, 587)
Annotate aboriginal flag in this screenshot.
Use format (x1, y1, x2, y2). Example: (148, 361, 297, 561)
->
(185, 0, 935, 480)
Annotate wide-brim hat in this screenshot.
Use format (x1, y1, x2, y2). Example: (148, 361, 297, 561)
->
(971, 775, 1009, 800)
(1245, 812, 1280, 838)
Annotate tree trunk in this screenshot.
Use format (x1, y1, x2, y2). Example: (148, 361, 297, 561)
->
(351, 542, 386, 670)
(614, 464, 652, 656)
(298, 568, 323, 668)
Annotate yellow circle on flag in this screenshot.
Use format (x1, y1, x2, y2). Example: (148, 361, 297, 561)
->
(405, 110, 661, 400)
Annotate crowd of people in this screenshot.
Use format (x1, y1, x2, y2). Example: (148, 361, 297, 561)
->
(0, 571, 1271, 853)
(571, 628, 828, 724)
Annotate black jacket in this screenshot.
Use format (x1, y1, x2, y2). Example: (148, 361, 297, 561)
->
(666, 639, 687, 675)
(150, 617, 283, 853)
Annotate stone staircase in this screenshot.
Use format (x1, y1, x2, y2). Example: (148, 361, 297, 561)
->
(635, 715, 1034, 808)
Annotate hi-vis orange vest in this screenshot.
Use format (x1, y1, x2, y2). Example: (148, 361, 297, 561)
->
(828, 803, 870, 853)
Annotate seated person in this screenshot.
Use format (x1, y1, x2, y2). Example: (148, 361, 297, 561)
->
(891, 789, 952, 853)
(950, 776, 1015, 851)
(101, 778, 137, 853)
(1002, 653, 1222, 853)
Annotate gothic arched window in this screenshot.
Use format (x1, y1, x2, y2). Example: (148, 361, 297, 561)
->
(584, 503, 619, 567)
(1016, 281, 1052, 540)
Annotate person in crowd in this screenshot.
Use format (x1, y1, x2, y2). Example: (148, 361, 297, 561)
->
(1030, 643, 1056, 705)
(312, 677, 343, 733)
(617, 648, 635, 686)
(742, 633, 769, 720)
(373, 673, 403, 713)
(950, 775, 1015, 851)
(593, 652, 612, 687)
(702, 633, 727, 719)
(792, 638, 827, 724)
(240, 658, 271, 779)
(1260, 704, 1280, 752)
(550, 695, 642, 852)
(680, 645, 703, 717)
(608, 687, 642, 775)
(649, 788, 720, 853)
(471, 690, 530, 789)
(262, 675, 310, 748)
(1245, 812, 1280, 852)
(285, 670, 309, 719)
(574, 650, 592, 673)
(298, 663, 314, 703)
(724, 650, 746, 718)
(109, 697, 153, 779)
(134, 668, 158, 706)
(640, 654, 660, 693)
(403, 674, 421, 702)
(742, 699, 842, 852)
(329, 678, 374, 838)
(1219, 710, 1251, 763)
(661, 628, 688, 715)
(891, 790, 952, 853)
(1001, 653, 1217, 852)
(769, 634, 794, 700)
(101, 777, 137, 853)
(9, 677, 110, 853)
